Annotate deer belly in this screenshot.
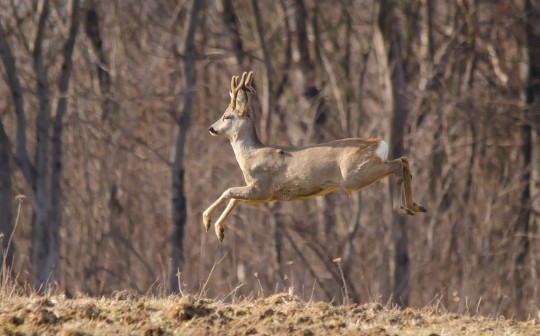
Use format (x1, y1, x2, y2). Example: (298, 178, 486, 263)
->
(272, 180, 340, 201)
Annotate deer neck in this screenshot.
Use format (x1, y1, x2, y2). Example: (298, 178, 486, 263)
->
(230, 121, 264, 161)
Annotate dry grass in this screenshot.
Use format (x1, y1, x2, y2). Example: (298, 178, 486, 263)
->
(0, 292, 538, 335)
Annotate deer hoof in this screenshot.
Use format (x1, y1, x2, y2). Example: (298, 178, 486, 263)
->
(203, 214, 211, 232)
(396, 206, 415, 216)
(217, 228, 225, 244)
(410, 203, 428, 213)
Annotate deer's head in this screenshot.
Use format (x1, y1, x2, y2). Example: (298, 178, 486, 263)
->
(208, 71, 256, 140)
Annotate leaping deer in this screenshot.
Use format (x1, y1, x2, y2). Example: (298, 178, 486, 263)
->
(204, 71, 426, 243)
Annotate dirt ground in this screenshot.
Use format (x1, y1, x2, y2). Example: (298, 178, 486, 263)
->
(0, 292, 538, 335)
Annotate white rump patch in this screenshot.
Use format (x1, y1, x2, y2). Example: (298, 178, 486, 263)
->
(375, 140, 389, 161)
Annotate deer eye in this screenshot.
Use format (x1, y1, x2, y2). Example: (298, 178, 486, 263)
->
(224, 115, 231, 120)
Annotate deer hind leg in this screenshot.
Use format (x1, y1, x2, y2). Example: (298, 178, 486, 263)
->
(400, 157, 427, 213)
(389, 158, 415, 216)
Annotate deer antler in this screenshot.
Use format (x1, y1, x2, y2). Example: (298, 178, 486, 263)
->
(245, 71, 256, 94)
(230, 72, 246, 107)
(229, 72, 256, 108)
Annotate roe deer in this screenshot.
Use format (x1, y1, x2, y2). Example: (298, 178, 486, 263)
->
(204, 71, 426, 243)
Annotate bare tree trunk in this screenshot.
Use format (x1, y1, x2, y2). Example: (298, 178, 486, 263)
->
(50, 0, 80, 288)
(268, 203, 283, 287)
(515, 121, 532, 310)
(341, 0, 354, 137)
(0, 16, 35, 198)
(343, 192, 361, 303)
(0, 6, 38, 278)
(250, 0, 282, 285)
(0, 120, 12, 268)
(372, 9, 393, 302)
(528, 3, 540, 235)
(379, 0, 410, 307)
(30, 0, 56, 290)
(418, 0, 433, 91)
(251, 0, 273, 144)
(293, 0, 334, 248)
(294, 0, 317, 98)
(84, 5, 113, 122)
(275, 0, 292, 103)
(298, 2, 327, 136)
(514, 0, 540, 315)
(84, 2, 116, 293)
(168, 0, 201, 294)
(222, 0, 248, 68)
(343, 32, 371, 303)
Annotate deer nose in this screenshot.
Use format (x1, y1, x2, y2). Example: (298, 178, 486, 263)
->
(208, 126, 216, 134)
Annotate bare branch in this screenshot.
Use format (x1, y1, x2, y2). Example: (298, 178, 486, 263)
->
(9, 0, 31, 53)
(320, 49, 347, 135)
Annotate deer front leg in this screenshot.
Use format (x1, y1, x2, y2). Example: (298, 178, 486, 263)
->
(400, 157, 427, 213)
(214, 199, 241, 243)
(389, 159, 415, 216)
(205, 185, 272, 242)
(203, 194, 229, 232)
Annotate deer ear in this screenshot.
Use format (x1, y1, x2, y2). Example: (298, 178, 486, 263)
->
(235, 90, 248, 113)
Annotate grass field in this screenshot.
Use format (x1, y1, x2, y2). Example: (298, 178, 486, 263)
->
(0, 292, 538, 335)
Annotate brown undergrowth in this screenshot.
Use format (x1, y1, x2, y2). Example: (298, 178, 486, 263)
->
(0, 292, 538, 335)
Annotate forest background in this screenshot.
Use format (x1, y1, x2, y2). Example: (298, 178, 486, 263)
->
(0, 0, 539, 321)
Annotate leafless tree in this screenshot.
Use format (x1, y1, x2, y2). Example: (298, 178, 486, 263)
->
(378, 0, 410, 307)
(168, 0, 202, 294)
